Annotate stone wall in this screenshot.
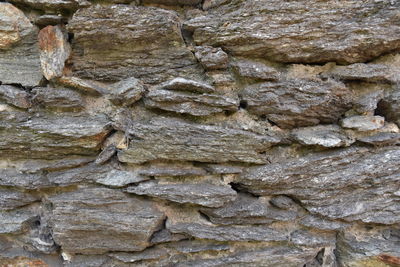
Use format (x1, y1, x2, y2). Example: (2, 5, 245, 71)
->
(0, 0, 399, 266)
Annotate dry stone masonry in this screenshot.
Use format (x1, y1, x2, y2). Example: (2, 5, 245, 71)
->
(0, 0, 399, 266)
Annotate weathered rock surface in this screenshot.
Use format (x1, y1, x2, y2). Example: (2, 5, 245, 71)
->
(185, 0, 400, 64)
(241, 78, 352, 128)
(38, 25, 70, 81)
(32, 86, 84, 111)
(67, 5, 202, 84)
(232, 59, 279, 81)
(0, 3, 42, 87)
(117, 117, 281, 164)
(139, 162, 206, 177)
(291, 125, 354, 147)
(142, 0, 201, 5)
(194, 46, 229, 70)
(0, 85, 31, 109)
(0, 206, 38, 234)
(57, 76, 108, 95)
(108, 77, 146, 106)
(160, 78, 215, 93)
(0, 188, 39, 210)
(237, 146, 400, 224)
(126, 181, 237, 207)
(341, 115, 385, 131)
(48, 187, 165, 253)
(358, 132, 400, 146)
(8, 0, 90, 11)
(377, 88, 400, 126)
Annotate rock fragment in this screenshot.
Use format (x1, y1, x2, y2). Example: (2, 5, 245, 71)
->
(32, 86, 84, 111)
(0, 85, 31, 109)
(108, 77, 146, 106)
(341, 115, 385, 131)
(232, 59, 279, 81)
(194, 46, 229, 70)
(292, 125, 354, 147)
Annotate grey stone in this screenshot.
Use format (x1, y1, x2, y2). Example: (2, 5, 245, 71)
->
(237, 146, 400, 224)
(0, 85, 31, 109)
(269, 195, 299, 211)
(8, 0, 90, 11)
(161, 78, 215, 93)
(341, 115, 385, 131)
(57, 76, 108, 95)
(48, 187, 165, 253)
(200, 193, 297, 225)
(109, 247, 168, 263)
(32, 86, 84, 111)
(67, 5, 202, 84)
(325, 63, 400, 84)
(0, 206, 37, 234)
(0, 111, 111, 159)
(292, 125, 354, 147)
(352, 87, 384, 114)
(0, 3, 42, 87)
(194, 46, 229, 70)
(358, 132, 400, 146)
(95, 169, 149, 187)
(139, 162, 207, 177)
(299, 215, 349, 231)
(150, 229, 187, 244)
(168, 240, 229, 253)
(290, 230, 335, 247)
(377, 88, 400, 126)
(38, 25, 71, 81)
(142, 0, 201, 5)
(184, 0, 400, 64)
(34, 15, 66, 26)
(232, 59, 279, 81)
(108, 77, 146, 106)
(167, 221, 287, 242)
(202, 164, 243, 174)
(126, 181, 237, 208)
(117, 117, 281, 164)
(0, 188, 38, 211)
(144, 88, 239, 116)
(241, 78, 352, 128)
(202, 0, 230, 10)
(64, 255, 109, 267)
(95, 145, 117, 165)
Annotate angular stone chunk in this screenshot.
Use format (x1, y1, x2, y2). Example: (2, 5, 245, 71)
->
(168, 240, 229, 253)
(358, 132, 400, 146)
(200, 193, 297, 225)
(377, 89, 400, 126)
(95, 169, 149, 187)
(161, 78, 215, 93)
(142, 0, 201, 5)
(336, 226, 400, 267)
(48, 187, 165, 253)
(0, 111, 111, 159)
(194, 46, 229, 70)
(232, 59, 279, 81)
(292, 125, 354, 147)
(57, 76, 108, 95)
(341, 115, 385, 131)
(167, 222, 287, 242)
(144, 88, 239, 116)
(32, 86, 84, 111)
(299, 215, 349, 231)
(176, 246, 320, 267)
(117, 118, 281, 164)
(8, 0, 90, 11)
(67, 5, 202, 84)
(241, 78, 352, 128)
(185, 0, 400, 64)
(139, 162, 206, 177)
(95, 145, 116, 165)
(237, 146, 400, 224)
(109, 247, 168, 263)
(325, 63, 400, 84)
(0, 206, 37, 234)
(150, 229, 187, 244)
(0, 85, 31, 109)
(126, 181, 237, 207)
(108, 77, 146, 106)
(38, 25, 71, 81)
(0, 188, 38, 211)
(0, 3, 42, 87)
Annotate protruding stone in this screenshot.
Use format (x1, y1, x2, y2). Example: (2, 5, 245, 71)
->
(117, 117, 282, 164)
(126, 181, 237, 208)
(0, 188, 39, 211)
(95, 169, 149, 187)
(161, 78, 215, 93)
(34, 14, 66, 26)
(142, 0, 201, 5)
(32, 86, 84, 111)
(358, 132, 400, 146)
(49, 187, 165, 253)
(109, 247, 168, 263)
(108, 77, 146, 106)
(0, 85, 31, 109)
(139, 162, 207, 177)
(341, 115, 385, 131)
(241, 78, 352, 128)
(38, 25, 71, 81)
(194, 46, 229, 70)
(0, 206, 37, 234)
(95, 145, 117, 165)
(292, 125, 354, 147)
(232, 59, 279, 81)
(57, 76, 108, 95)
(8, 0, 91, 11)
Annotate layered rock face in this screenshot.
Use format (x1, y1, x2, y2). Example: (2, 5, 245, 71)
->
(0, 1, 399, 266)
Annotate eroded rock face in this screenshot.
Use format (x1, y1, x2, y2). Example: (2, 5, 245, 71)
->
(185, 0, 400, 64)
(48, 187, 165, 254)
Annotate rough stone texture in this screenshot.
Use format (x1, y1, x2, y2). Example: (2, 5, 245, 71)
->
(241, 78, 353, 128)
(117, 117, 281, 164)
(184, 0, 400, 64)
(1, 0, 399, 266)
(48, 187, 165, 254)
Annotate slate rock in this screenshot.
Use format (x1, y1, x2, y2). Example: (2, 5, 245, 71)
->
(299, 215, 349, 231)
(292, 125, 354, 148)
(0, 85, 31, 109)
(0, 206, 38, 234)
(95, 145, 117, 165)
(0, 112, 111, 159)
(95, 169, 149, 187)
(200, 193, 298, 225)
(144, 88, 239, 116)
(184, 0, 400, 64)
(161, 78, 215, 93)
(0, 188, 39, 211)
(109, 247, 168, 263)
(150, 229, 187, 244)
(67, 5, 202, 84)
(108, 77, 146, 106)
(325, 63, 400, 84)
(8, 0, 90, 11)
(290, 230, 335, 247)
(139, 162, 207, 177)
(57, 76, 108, 95)
(168, 239, 229, 253)
(167, 221, 287, 242)
(232, 59, 279, 81)
(0, 3, 42, 87)
(48, 187, 165, 253)
(237, 146, 400, 224)
(126, 181, 237, 208)
(117, 117, 281, 164)
(194, 46, 229, 70)
(341, 115, 385, 131)
(34, 15, 66, 26)
(358, 132, 400, 146)
(32, 86, 84, 111)
(142, 0, 201, 5)
(377, 88, 400, 126)
(241, 78, 352, 128)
